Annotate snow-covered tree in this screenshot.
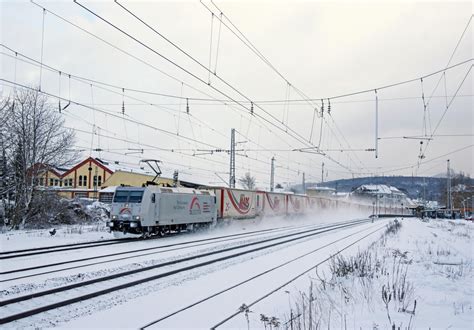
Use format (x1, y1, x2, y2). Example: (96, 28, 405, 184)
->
(1, 89, 77, 227)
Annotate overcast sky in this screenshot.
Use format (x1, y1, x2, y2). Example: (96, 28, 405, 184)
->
(1, 0, 472, 188)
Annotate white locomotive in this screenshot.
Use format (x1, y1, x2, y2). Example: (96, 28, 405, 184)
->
(108, 186, 217, 235)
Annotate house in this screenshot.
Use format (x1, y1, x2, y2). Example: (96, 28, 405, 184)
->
(35, 157, 114, 199)
(34, 157, 186, 200)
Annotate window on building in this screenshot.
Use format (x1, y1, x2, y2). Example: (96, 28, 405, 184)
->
(93, 175, 103, 187)
(79, 175, 83, 186)
(39, 178, 44, 186)
(83, 175, 87, 187)
(54, 179, 59, 186)
(69, 178, 73, 186)
(64, 179, 68, 187)
(50, 178, 54, 186)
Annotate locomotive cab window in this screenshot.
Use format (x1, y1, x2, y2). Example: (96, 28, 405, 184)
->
(113, 191, 129, 203)
(113, 190, 144, 203)
(129, 191, 144, 203)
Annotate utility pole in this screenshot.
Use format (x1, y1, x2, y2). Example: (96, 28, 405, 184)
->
(375, 90, 379, 158)
(229, 128, 236, 188)
(302, 172, 306, 194)
(447, 159, 452, 215)
(321, 162, 325, 184)
(270, 156, 275, 192)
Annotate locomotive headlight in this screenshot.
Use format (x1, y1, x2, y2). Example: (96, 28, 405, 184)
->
(106, 221, 114, 227)
(134, 216, 141, 220)
(130, 222, 138, 228)
(111, 215, 117, 220)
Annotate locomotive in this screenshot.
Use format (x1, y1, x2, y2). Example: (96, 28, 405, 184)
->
(107, 186, 217, 235)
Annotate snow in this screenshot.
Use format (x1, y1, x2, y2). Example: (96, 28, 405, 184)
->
(98, 186, 117, 193)
(1, 214, 471, 329)
(0, 224, 113, 251)
(223, 218, 474, 330)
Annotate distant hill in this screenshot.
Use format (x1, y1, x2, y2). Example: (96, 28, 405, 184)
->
(298, 175, 473, 203)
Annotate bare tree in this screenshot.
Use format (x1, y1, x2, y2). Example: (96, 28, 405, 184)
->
(1, 88, 77, 227)
(238, 172, 256, 190)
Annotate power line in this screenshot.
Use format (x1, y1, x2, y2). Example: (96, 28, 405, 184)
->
(420, 64, 472, 160)
(0, 52, 340, 181)
(2, 44, 471, 108)
(383, 144, 473, 175)
(75, 0, 359, 175)
(56, 101, 323, 181)
(26, 1, 343, 179)
(1, 78, 223, 150)
(29, 0, 230, 104)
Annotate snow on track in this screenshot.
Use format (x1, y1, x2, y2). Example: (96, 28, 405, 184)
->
(1, 218, 388, 328)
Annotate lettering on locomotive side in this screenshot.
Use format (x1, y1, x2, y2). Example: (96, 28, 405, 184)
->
(174, 200, 188, 210)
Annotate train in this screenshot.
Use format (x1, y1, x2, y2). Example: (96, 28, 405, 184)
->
(106, 185, 381, 236)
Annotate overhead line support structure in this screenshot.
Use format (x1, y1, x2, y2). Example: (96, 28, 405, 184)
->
(229, 128, 236, 188)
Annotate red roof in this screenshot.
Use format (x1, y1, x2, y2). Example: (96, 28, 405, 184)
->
(61, 157, 114, 177)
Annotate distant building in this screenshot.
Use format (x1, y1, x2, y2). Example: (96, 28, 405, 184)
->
(350, 184, 415, 211)
(35, 157, 113, 199)
(33, 157, 182, 199)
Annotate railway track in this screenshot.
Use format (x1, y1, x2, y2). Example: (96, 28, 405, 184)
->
(0, 218, 374, 325)
(209, 223, 386, 329)
(0, 225, 284, 260)
(0, 222, 321, 282)
(0, 236, 144, 259)
(141, 222, 387, 329)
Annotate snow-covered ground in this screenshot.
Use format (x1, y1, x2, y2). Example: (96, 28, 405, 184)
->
(3, 215, 470, 329)
(232, 218, 473, 330)
(0, 212, 371, 327)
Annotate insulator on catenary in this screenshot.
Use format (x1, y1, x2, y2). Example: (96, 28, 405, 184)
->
(122, 88, 125, 115)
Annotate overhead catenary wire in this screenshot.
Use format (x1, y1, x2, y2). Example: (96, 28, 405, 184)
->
(3, 4, 334, 180)
(0, 53, 338, 182)
(201, 0, 471, 174)
(29, 0, 231, 105)
(101, 3, 363, 179)
(201, 0, 364, 169)
(84, 1, 474, 179)
(12, 2, 471, 181)
(420, 64, 472, 158)
(1, 78, 223, 150)
(1, 43, 471, 106)
(76, 0, 358, 174)
(7, 78, 322, 181)
(0, 44, 232, 143)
